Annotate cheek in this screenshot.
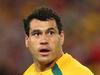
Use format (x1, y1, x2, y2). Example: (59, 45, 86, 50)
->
(29, 38, 38, 46)
(28, 39, 37, 52)
(50, 37, 61, 49)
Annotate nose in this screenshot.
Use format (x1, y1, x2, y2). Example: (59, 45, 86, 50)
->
(40, 35, 48, 45)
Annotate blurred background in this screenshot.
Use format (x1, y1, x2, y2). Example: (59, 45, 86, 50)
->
(0, 0, 100, 75)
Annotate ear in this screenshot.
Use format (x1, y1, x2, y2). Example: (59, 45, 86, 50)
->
(25, 34, 29, 48)
(60, 31, 64, 45)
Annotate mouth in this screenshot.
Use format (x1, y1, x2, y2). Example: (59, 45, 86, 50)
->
(39, 49, 51, 56)
(40, 49, 50, 52)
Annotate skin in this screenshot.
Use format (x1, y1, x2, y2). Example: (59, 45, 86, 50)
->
(25, 19, 64, 72)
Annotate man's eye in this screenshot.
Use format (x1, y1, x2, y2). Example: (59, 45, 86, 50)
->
(32, 33, 41, 36)
(48, 31, 55, 35)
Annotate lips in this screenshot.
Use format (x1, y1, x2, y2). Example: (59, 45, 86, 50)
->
(39, 48, 51, 56)
(39, 49, 50, 52)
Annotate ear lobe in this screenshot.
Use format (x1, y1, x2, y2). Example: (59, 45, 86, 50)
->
(25, 35, 29, 48)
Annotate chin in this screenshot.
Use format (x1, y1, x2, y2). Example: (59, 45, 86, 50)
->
(38, 58, 53, 64)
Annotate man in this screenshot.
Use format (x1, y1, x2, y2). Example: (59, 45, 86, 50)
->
(23, 7, 94, 75)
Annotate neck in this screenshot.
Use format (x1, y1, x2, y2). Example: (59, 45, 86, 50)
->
(34, 60, 55, 72)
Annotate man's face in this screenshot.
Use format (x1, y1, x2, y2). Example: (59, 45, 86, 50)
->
(25, 19, 64, 64)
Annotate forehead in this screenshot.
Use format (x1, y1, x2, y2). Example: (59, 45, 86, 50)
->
(29, 19, 57, 30)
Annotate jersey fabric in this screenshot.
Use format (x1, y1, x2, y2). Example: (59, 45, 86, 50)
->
(23, 53, 94, 75)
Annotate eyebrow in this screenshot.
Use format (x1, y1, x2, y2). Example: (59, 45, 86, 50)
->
(47, 27, 56, 31)
(30, 27, 57, 34)
(30, 29, 41, 34)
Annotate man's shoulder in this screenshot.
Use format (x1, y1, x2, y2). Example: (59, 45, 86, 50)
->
(23, 64, 35, 75)
(57, 53, 94, 75)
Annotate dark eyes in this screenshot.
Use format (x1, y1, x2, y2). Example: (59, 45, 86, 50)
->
(32, 32, 41, 36)
(31, 30, 55, 37)
(48, 31, 55, 35)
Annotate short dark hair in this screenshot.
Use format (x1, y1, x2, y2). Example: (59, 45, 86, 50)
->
(23, 6, 62, 36)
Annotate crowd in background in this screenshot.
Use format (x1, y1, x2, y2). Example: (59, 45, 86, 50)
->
(0, 0, 100, 75)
